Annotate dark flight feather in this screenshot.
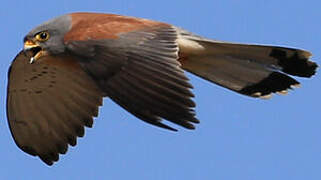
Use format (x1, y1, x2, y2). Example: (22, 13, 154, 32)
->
(66, 26, 198, 131)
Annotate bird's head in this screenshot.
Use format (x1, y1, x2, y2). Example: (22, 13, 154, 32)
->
(23, 14, 71, 63)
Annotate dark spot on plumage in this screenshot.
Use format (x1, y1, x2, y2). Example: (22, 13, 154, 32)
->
(35, 90, 42, 94)
(270, 48, 318, 77)
(30, 76, 38, 80)
(20, 89, 27, 92)
(239, 72, 299, 96)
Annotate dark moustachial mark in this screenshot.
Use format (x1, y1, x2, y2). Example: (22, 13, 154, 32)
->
(270, 48, 318, 77)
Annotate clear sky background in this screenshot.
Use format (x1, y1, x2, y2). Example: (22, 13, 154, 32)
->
(1, 0, 320, 179)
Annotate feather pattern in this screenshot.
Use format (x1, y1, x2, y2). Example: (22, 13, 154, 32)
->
(177, 28, 317, 98)
(66, 26, 198, 131)
(6, 52, 104, 165)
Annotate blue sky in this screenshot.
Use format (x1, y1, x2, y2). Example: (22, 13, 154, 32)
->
(1, 0, 321, 179)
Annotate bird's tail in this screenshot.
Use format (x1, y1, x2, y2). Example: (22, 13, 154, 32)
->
(177, 31, 318, 98)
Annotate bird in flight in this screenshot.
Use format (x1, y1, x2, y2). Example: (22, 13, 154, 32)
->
(7, 12, 317, 165)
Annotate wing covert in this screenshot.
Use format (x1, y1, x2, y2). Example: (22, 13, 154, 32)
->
(65, 26, 199, 131)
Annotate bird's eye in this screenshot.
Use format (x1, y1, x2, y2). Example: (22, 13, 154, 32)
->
(35, 31, 50, 42)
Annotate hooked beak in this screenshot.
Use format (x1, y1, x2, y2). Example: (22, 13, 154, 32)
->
(23, 39, 44, 64)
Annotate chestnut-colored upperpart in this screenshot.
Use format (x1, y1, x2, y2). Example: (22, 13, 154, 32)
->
(64, 12, 170, 41)
(7, 12, 318, 166)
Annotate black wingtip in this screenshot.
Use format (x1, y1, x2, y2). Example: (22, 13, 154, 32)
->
(154, 121, 178, 131)
(39, 152, 60, 166)
(39, 155, 54, 166)
(239, 72, 299, 97)
(270, 48, 318, 78)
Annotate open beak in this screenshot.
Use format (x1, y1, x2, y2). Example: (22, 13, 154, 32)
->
(23, 40, 43, 64)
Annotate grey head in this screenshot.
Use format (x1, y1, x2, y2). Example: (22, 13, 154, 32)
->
(23, 14, 72, 62)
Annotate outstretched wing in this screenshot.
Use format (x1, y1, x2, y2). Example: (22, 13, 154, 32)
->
(65, 24, 198, 131)
(7, 51, 104, 165)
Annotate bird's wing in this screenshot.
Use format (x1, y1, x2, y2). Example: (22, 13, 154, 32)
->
(7, 51, 104, 165)
(65, 25, 198, 131)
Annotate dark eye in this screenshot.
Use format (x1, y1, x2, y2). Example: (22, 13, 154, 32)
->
(35, 31, 50, 42)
